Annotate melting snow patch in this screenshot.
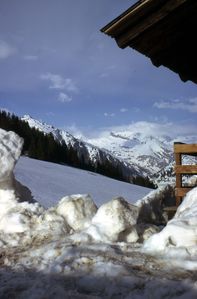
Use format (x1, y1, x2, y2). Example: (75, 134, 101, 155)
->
(143, 187, 197, 269)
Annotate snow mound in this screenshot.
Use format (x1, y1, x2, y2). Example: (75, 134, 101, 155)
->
(144, 187, 197, 264)
(70, 197, 139, 243)
(0, 129, 140, 246)
(91, 197, 139, 242)
(56, 194, 97, 231)
(136, 183, 175, 225)
(0, 128, 23, 183)
(0, 128, 166, 247)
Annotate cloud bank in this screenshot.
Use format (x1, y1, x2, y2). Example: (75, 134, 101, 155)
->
(40, 73, 78, 92)
(154, 98, 197, 113)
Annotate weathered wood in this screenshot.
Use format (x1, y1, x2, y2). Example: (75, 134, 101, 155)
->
(173, 144, 197, 206)
(174, 144, 197, 155)
(174, 165, 197, 174)
(175, 187, 193, 197)
(175, 153, 182, 190)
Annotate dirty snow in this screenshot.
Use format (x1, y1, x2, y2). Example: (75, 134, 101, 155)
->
(144, 187, 197, 268)
(0, 128, 197, 298)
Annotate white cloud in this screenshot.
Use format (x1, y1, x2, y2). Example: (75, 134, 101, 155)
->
(154, 98, 197, 113)
(0, 40, 16, 59)
(83, 120, 196, 141)
(58, 92, 72, 103)
(104, 112, 115, 117)
(120, 108, 128, 113)
(40, 73, 78, 92)
(60, 119, 196, 144)
(24, 55, 38, 61)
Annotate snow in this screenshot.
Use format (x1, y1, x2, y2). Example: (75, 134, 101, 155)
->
(1, 128, 197, 298)
(0, 128, 23, 182)
(20, 115, 197, 182)
(91, 197, 139, 242)
(56, 194, 97, 231)
(144, 187, 197, 265)
(14, 156, 150, 208)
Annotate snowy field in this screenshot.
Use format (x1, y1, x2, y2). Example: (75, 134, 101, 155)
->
(14, 156, 151, 208)
(1, 128, 197, 299)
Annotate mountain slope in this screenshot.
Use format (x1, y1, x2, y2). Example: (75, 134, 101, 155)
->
(86, 126, 196, 180)
(21, 115, 143, 182)
(14, 156, 151, 208)
(21, 115, 196, 183)
(86, 130, 172, 176)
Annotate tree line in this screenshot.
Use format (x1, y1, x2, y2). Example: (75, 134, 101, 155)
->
(0, 111, 156, 188)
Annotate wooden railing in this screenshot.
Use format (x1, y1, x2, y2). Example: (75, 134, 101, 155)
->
(174, 143, 197, 206)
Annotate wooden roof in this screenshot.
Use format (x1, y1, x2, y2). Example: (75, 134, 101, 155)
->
(101, 0, 197, 84)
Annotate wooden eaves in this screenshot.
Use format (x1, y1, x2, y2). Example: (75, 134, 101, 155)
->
(101, 0, 197, 84)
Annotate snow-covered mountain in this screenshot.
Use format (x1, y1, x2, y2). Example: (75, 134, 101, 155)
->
(22, 116, 196, 183)
(86, 126, 196, 180)
(87, 131, 172, 176)
(21, 115, 140, 180)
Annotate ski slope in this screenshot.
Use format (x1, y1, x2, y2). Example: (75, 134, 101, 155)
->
(14, 156, 151, 208)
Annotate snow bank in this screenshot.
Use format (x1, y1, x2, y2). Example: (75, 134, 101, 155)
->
(0, 128, 191, 249)
(144, 187, 197, 268)
(136, 183, 175, 225)
(0, 129, 32, 236)
(0, 129, 170, 246)
(0, 129, 67, 245)
(0, 128, 23, 184)
(70, 197, 139, 243)
(91, 197, 139, 242)
(0, 129, 142, 245)
(1, 128, 197, 297)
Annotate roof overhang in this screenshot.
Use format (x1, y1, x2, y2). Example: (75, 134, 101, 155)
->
(101, 0, 197, 84)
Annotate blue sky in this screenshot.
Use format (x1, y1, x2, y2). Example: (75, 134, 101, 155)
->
(0, 0, 197, 138)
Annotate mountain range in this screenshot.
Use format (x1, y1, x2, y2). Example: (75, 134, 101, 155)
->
(22, 115, 196, 183)
(21, 115, 141, 182)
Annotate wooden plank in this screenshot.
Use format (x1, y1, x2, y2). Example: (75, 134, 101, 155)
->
(174, 165, 197, 174)
(174, 144, 197, 154)
(175, 187, 193, 197)
(175, 153, 181, 165)
(175, 153, 182, 189)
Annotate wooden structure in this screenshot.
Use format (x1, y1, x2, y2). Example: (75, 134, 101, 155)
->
(101, 0, 197, 84)
(174, 143, 197, 206)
